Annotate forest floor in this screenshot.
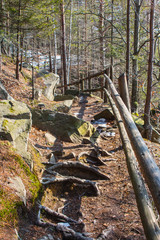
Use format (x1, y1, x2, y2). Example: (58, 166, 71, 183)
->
(0, 58, 160, 239)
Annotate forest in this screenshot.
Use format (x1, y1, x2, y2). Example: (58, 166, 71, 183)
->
(0, 0, 160, 120)
(0, 0, 160, 239)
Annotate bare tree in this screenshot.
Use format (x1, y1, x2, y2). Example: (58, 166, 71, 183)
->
(60, 0, 67, 93)
(144, 0, 155, 140)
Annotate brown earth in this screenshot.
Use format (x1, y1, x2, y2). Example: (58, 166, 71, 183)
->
(0, 58, 160, 239)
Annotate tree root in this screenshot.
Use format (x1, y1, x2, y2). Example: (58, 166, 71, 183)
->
(46, 161, 110, 180)
(35, 209, 93, 240)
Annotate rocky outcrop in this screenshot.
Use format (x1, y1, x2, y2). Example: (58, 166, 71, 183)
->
(0, 81, 14, 100)
(42, 72, 59, 101)
(0, 100, 32, 156)
(31, 109, 98, 143)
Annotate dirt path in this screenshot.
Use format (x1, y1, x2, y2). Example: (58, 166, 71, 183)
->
(16, 95, 146, 240)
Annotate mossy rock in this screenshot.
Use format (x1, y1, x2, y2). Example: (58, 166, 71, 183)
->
(0, 100, 32, 157)
(31, 109, 99, 143)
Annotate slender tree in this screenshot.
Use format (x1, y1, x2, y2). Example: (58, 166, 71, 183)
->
(60, 0, 67, 93)
(144, 0, 155, 140)
(126, 0, 130, 83)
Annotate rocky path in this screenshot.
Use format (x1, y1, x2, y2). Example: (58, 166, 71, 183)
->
(19, 95, 145, 240)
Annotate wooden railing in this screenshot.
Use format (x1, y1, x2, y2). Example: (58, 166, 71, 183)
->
(58, 68, 160, 239)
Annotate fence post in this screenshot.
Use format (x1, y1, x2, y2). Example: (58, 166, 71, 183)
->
(118, 73, 131, 112)
(104, 67, 110, 103)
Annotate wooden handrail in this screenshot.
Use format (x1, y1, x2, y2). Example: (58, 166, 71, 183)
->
(105, 88, 160, 240)
(104, 73, 160, 216)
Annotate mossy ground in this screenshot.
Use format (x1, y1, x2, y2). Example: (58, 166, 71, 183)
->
(0, 140, 42, 229)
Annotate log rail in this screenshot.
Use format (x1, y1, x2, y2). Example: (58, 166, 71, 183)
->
(58, 68, 160, 239)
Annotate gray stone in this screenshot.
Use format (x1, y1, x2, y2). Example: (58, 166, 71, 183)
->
(43, 73, 59, 101)
(0, 81, 14, 100)
(31, 109, 99, 143)
(0, 100, 32, 156)
(34, 88, 42, 100)
(45, 132, 57, 144)
(54, 94, 75, 101)
(53, 99, 73, 113)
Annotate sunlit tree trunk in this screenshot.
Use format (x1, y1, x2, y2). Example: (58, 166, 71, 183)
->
(131, 0, 141, 112)
(110, 0, 114, 81)
(67, 0, 73, 84)
(126, 0, 130, 83)
(60, 0, 67, 93)
(16, 0, 21, 80)
(144, 0, 155, 140)
(54, 27, 57, 75)
(99, 0, 105, 99)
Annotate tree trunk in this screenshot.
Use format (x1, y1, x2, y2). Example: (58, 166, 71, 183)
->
(49, 37, 53, 73)
(99, 0, 105, 99)
(126, 0, 130, 83)
(67, 0, 73, 84)
(60, 0, 67, 93)
(110, 0, 114, 81)
(144, 0, 155, 140)
(54, 27, 57, 75)
(131, 0, 140, 112)
(16, 0, 21, 80)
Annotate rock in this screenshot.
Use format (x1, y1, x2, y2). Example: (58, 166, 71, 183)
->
(0, 100, 32, 156)
(133, 115, 160, 144)
(0, 81, 14, 100)
(54, 94, 75, 101)
(65, 89, 79, 96)
(38, 103, 45, 109)
(34, 88, 42, 100)
(53, 99, 73, 113)
(45, 132, 57, 144)
(31, 109, 99, 143)
(41, 72, 59, 101)
(94, 109, 115, 121)
(62, 152, 76, 160)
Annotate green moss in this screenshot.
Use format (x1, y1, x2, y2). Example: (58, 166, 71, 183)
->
(13, 154, 42, 203)
(0, 188, 22, 225)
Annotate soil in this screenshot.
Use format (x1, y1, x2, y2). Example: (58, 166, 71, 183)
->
(0, 59, 160, 239)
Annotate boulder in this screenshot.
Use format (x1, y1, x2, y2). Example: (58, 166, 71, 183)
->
(0, 100, 32, 156)
(31, 109, 98, 143)
(52, 99, 73, 113)
(41, 72, 59, 101)
(54, 94, 75, 101)
(94, 108, 115, 121)
(0, 81, 14, 100)
(133, 115, 160, 144)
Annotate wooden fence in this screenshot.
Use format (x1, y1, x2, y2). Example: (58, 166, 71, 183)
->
(58, 68, 160, 239)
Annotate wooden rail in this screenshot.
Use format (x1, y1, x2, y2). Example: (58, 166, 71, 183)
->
(105, 88, 160, 240)
(104, 73, 160, 216)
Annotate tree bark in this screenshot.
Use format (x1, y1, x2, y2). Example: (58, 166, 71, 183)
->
(60, 0, 67, 93)
(131, 0, 141, 112)
(16, 0, 21, 80)
(126, 0, 130, 83)
(67, 0, 73, 84)
(110, 0, 114, 81)
(99, 0, 105, 99)
(144, 0, 155, 140)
